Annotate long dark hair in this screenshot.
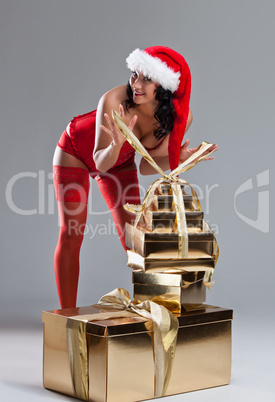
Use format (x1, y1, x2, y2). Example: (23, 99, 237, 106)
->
(123, 82, 175, 140)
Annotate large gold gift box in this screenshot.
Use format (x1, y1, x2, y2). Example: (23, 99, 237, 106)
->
(133, 270, 207, 313)
(42, 304, 232, 402)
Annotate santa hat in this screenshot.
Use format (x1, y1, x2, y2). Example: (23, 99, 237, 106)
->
(126, 46, 191, 171)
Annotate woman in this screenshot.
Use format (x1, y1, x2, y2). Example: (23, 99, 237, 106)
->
(53, 46, 216, 308)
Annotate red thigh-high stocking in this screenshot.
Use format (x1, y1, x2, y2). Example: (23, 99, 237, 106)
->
(96, 169, 140, 250)
(53, 166, 90, 308)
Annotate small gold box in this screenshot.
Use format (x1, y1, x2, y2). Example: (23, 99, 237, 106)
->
(160, 183, 185, 195)
(153, 193, 194, 211)
(142, 210, 204, 232)
(133, 271, 207, 313)
(125, 223, 215, 258)
(42, 304, 232, 402)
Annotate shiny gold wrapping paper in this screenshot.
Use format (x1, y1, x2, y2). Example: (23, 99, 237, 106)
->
(141, 210, 204, 232)
(127, 249, 215, 272)
(133, 271, 207, 313)
(42, 304, 232, 402)
(160, 183, 185, 194)
(125, 223, 214, 258)
(152, 186, 194, 212)
(152, 182, 196, 211)
(155, 194, 193, 211)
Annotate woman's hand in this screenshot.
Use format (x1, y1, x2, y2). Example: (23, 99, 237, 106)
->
(179, 139, 219, 164)
(100, 104, 137, 148)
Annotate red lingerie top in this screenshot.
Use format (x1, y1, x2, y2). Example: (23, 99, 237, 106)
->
(57, 109, 165, 177)
(58, 110, 136, 177)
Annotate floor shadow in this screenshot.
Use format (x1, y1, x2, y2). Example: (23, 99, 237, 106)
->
(1, 380, 75, 400)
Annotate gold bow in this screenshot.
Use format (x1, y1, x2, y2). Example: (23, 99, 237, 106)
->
(112, 110, 218, 262)
(66, 288, 179, 400)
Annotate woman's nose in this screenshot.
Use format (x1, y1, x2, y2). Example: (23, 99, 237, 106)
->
(133, 82, 141, 90)
(133, 77, 142, 88)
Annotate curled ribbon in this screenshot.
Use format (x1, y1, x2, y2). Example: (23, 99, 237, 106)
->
(112, 110, 218, 262)
(66, 288, 178, 400)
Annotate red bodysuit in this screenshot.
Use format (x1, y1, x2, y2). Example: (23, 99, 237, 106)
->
(57, 110, 136, 177)
(54, 109, 140, 210)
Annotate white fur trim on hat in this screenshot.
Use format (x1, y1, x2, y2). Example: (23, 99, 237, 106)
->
(126, 48, 180, 93)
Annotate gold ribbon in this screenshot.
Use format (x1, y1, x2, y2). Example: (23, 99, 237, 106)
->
(66, 288, 179, 400)
(112, 110, 217, 260)
(66, 319, 89, 401)
(180, 269, 215, 289)
(203, 220, 219, 267)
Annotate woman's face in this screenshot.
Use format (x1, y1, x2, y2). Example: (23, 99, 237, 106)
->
(129, 70, 159, 105)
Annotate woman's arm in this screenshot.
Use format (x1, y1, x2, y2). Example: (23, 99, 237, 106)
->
(93, 88, 137, 173)
(93, 91, 124, 173)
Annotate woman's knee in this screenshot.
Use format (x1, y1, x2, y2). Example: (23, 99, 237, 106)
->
(58, 224, 85, 249)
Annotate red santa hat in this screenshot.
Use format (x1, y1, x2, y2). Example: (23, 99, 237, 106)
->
(126, 46, 191, 171)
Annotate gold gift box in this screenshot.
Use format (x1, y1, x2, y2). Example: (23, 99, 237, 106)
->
(160, 183, 185, 195)
(133, 271, 207, 314)
(141, 210, 204, 232)
(125, 223, 214, 258)
(42, 304, 232, 402)
(153, 193, 194, 211)
(127, 249, 215, 272)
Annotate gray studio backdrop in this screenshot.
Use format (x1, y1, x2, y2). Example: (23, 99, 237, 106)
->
(1, 0, 274, 328)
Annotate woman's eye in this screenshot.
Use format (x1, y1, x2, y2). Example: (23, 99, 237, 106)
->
(144, 76, 152, 82)
(131, 71, 138, 78)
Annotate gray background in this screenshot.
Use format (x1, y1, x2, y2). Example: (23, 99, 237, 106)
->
(1, 0, 274, 401)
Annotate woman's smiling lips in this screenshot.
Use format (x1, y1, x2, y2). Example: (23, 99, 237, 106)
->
(133, 90, 145, 97)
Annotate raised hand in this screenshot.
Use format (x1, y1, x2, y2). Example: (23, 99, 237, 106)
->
(100, 104, 138, 148)
(179, 139, 218, 164)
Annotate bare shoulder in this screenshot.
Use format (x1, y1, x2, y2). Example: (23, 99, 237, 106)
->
(98, 85, 127, 110)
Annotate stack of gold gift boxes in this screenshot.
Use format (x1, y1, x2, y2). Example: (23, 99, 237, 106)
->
(42, 181, 233, 402)
(42, 121, 233, 401)
(126, 183, 217, 314)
